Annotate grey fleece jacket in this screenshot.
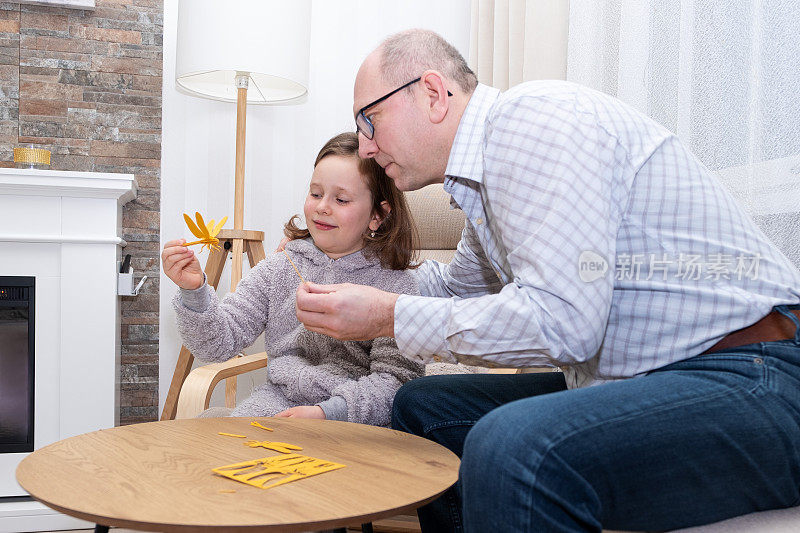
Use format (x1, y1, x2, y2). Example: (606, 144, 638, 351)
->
(173, 238, 423, 426)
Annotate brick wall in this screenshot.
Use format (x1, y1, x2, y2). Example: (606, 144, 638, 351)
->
(0, 0, 162, 425)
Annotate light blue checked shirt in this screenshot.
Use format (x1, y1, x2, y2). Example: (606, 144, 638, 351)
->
(394, 82, 800, 388)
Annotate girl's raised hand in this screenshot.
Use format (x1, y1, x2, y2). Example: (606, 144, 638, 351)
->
(161, 239, 204, 290)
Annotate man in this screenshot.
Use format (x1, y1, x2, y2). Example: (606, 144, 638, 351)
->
(296, 29, 800, 532)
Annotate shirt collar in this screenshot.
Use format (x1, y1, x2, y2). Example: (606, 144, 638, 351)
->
(444, 83, 501, 185)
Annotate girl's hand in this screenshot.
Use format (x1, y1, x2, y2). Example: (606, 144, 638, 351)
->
(274, 405, 326, 419)
(161, 239, 204, 290)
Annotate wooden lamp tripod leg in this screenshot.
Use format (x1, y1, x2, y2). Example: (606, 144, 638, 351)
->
(160, 244, 229, 421)
(161, 74, 268, 420)
(223, 237, 267, 408)
(224, 75, 249, 409)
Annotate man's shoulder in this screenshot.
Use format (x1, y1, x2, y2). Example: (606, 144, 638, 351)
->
(496, 80, 581, 107)
(487, 80, 583, 129)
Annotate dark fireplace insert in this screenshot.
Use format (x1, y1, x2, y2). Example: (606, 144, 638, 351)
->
(0, 276, 35, 454)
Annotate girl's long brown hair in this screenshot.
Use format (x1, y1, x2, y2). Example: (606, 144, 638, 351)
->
(284, 132, 418, 270)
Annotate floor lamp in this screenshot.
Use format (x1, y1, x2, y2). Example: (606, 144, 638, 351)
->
(162, 0, 311, 420)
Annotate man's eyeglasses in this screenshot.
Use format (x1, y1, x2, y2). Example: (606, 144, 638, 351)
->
(355, 77, 451, 140)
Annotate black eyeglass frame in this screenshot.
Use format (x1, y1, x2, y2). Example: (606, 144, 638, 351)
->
(355, 77, 452, 140)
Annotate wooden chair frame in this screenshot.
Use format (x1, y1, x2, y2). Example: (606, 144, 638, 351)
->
(175, 352, 269, 419)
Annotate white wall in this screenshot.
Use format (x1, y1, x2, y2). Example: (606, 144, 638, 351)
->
(159, 0, 472, 411)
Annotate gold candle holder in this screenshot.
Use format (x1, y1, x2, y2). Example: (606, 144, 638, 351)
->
(13, 147, 51, 169)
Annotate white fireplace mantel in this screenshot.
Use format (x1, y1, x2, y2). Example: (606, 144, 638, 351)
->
(0, 169, 137, 246)
(0, 168, 137, 201)
(0, 168, 137, 532)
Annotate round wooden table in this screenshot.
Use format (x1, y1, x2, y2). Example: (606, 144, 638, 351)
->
(16, 417, 460, 532)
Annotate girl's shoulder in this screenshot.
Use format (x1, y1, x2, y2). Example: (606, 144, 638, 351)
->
(368, 263, 420, 296)
(245, 246, 301, 286)
(261, 239, 326, 288)
(283, 238, 329, 267)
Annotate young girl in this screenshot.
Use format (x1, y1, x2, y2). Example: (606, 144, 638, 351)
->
(161, 132, 423, 426)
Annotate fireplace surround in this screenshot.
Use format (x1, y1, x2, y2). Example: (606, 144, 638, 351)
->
(0, 168, 136, 531)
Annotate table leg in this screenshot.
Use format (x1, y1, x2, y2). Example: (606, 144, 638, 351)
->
(94, 525, 109, 533)
(361, 523, 374, 533)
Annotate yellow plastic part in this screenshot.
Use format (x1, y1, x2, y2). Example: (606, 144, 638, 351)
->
(218, 432, 247, 438)
(282, 249, 306, 283)
(250, 421, 274, 432)
(212, 454, 345, 490)
(182, 212, 228, 252)
(244, 440, 303, 454)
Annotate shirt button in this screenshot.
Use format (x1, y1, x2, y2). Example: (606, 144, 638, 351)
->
(475, 218, 483, 225)
(432, 355, 443, 363)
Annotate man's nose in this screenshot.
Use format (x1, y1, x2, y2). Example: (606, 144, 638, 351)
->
(358, 133, 379, 159)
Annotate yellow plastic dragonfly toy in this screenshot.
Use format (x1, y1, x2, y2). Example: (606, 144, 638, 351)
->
(182, 212, 228, 252)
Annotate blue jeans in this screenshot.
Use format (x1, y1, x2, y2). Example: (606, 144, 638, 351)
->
(391, 305, 800, 532)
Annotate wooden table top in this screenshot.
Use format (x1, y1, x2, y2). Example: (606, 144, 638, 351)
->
(16, 417, 460, 532)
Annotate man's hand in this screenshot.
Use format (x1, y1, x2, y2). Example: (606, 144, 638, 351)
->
(274, 405, 325, 419)
(295, 282, 399, 340)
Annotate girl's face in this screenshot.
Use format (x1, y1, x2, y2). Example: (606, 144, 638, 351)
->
(304, 155, 387, 259)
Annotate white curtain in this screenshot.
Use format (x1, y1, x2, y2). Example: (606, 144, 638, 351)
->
(567, 0, 800, 268)
(470, 0, 570, 88)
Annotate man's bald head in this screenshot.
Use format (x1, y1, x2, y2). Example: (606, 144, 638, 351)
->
(376, 29, 477, 95)
(352, 29, 474, 191)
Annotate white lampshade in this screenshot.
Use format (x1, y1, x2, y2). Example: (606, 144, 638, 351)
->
(175, 0, 311, 105)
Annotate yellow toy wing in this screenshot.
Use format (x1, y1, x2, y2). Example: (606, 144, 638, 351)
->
(194, 212, 211, 239)
(211, 216, 228, 238)
(183, 213, 206, 239)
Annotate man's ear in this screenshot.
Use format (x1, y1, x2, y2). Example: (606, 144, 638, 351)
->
(370, 201, 391, 231)
(421, 70, 449, 125)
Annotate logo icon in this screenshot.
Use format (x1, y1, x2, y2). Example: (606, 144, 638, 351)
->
(578, 251, 608, 282)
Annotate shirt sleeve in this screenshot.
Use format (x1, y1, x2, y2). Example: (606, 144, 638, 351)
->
(415, 221, 505, 298)
(397, 94, 623, 368)
(316, 396, 347, 422)
(179, 280, 211, 312)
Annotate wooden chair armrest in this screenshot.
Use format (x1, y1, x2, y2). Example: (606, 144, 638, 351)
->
(175, 352, 269, 419)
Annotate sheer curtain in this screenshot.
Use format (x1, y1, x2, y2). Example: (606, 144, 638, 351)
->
(469, 0, 569, 88)
(567, 0, 800, 268)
